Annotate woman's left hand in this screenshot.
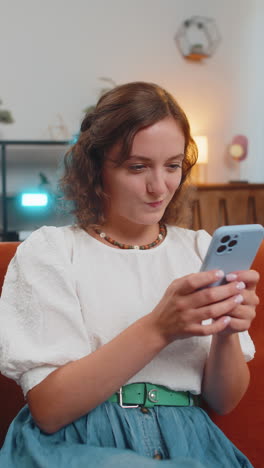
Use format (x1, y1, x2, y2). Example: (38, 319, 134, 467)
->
(218, 269, 259, 335)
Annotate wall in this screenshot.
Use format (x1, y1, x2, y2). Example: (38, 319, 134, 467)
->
(227, 0, 264, 183)
(0, 0, 263, 187)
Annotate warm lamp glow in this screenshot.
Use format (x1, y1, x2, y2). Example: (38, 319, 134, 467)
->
(193, 136, 208, 164)
(229, 143, 244, 159)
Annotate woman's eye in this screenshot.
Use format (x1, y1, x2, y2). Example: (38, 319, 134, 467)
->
(127, 163, 182, 171)
(129, 164, 146, 171)
(168, 163, 182, 170)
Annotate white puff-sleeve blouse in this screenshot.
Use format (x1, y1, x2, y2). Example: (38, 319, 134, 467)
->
(0, 225, 255, 397)
(0, 226, 91, 395)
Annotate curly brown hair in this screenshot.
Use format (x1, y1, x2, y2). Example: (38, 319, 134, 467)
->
(60, 81, 197, 228)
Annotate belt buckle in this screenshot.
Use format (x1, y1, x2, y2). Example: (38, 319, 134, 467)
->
(118, 387, 139, 408)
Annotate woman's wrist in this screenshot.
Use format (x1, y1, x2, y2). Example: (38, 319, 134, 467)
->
(211, 330, 240, 348)
(137, 312, 170, 352)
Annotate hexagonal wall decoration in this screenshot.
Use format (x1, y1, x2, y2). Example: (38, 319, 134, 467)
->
(175, 16, 221, 61)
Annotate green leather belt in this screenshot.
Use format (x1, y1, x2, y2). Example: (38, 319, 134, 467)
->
(108, 383, 193, 408)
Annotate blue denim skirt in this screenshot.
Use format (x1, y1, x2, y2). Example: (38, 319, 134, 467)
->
(0, 402, 253, 467)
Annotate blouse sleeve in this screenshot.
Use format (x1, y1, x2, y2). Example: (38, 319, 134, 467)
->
(195, 228, 255, 362)
(0, 226, 90, 396)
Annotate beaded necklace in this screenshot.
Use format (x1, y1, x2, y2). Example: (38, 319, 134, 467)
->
(94, 224, 166, 250)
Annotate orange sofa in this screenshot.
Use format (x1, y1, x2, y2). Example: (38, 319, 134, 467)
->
(0, 240, 264, 467)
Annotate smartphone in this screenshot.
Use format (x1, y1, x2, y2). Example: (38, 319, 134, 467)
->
(200, 224, 264, 286)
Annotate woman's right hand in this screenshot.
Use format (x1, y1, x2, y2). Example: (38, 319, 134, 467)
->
(150, 269, 246, 343)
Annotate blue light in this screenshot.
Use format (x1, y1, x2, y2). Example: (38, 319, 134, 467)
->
(21, 193, 48, 207)
(70, 132, 79, 144)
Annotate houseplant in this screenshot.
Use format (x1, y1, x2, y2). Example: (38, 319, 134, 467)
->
(0, 99, 14, 124)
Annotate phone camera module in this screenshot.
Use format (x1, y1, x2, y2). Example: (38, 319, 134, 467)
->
(217, 245, 226, 253)
(228, 240, 237, 247)
(220, 235, 230, 243)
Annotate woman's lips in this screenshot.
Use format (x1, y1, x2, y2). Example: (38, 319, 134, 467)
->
(146, 201, 163, 208)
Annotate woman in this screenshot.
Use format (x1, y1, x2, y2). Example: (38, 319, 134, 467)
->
(0, 82, 258, 467)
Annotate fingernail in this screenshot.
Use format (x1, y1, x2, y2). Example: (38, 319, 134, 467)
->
(226, 273, 237, 281)
(234, 294, 243, 304)
(223, 316, 231, 324)
(236, 282, 246, 290)
(216, 270, 225, 278)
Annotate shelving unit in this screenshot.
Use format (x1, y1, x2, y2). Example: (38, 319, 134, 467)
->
(0, 140, 69, 241)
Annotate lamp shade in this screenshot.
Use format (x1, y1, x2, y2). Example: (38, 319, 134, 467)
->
(194, 136, 208, 164)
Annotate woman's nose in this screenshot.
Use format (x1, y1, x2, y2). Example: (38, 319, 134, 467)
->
(147, 172, 166, 196)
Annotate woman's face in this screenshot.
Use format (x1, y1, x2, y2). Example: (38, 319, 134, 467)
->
(102, 116, 185, 227)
